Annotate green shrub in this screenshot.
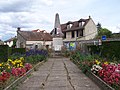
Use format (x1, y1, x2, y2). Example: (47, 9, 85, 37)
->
(11, 48, 26, 55)
(8, 53, 25, 60)
(70, 51, 95, 73)
(0, 45, 9, 62)
(88, 41, 120, 61)
(25, 55, 46, 64)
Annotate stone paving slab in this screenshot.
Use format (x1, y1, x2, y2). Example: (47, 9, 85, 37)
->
(16, 57, 101, 90)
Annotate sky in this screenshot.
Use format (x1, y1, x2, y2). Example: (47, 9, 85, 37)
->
(0, 0, 120, 41)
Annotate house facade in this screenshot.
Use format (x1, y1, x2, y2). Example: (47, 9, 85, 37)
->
(61, 16, 97, 42)
(4, 37, 17, 47)
(16, 28, 52, 49)
(0, 40, 4, 45)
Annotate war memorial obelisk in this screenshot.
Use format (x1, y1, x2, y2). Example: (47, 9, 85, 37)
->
(52, 13, 63, 52)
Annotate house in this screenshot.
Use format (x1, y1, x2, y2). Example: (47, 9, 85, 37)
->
(0, 40, 4, 45)
(16, 28, 52, 49)
(61, 16, 97, 42)
(112, 33, 120, 38)
(4, 36, 17, 47)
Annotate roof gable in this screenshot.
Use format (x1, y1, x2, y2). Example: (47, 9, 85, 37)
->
(18, 30, 52, 41)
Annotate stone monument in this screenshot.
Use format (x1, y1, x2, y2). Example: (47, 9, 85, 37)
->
(52, 13, 64, 52)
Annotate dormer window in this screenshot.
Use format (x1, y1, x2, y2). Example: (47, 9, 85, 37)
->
(79, 22, 82, 27)
(67, 21, 73, 29)
(69, 24, 72, 28)
(79, 21, 85, 27)
(67, 23, 73, 29)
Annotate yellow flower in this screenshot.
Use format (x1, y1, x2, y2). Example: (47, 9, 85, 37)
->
(8, 59, 12, 62)
(20, 57, 24, 61)
(104, 61, 108, 65)
(8, 66, 11, 69)
(95, 60, 101, 65)
(0, 63, 2, 66)
(12, 61, 15, 65)
(17, 64, 19, 67)
(20, 64, 23, 67)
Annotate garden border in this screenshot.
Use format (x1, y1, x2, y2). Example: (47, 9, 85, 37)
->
(86, 70, 115, 90)
(4, 60, 45, 90)
(71, 59, 115, 90)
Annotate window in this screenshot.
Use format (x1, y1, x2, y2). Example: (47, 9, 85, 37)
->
(71, 31, 74, 38)
(79, 22, 82, 27)
(64, 32, 66, 38)
(69, 24, 72, 28)
(79, 22, 85, 27)
(67, 24, 73, 29)
(35, 45, 38, 50)
(76, 30, 78, 37)
(54, 28, 57, 34)
(80, 30, 83, 36)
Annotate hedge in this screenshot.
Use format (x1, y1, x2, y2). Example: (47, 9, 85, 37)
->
(88, 41, 120, 61)
(11, 48, 26, 54)
(0, 45, 9, 62)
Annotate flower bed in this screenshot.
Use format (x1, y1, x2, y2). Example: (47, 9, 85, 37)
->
(70, 51, 120, 90)
(0, 57, 33, 89)
(0, 49, 48, 89)
(91, 60, 120, 90)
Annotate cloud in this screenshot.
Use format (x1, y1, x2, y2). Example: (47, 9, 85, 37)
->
(0, 0, 119, 40)
(106, 26, 120, 33)
(0, 0, 32, 12)
(40, 0, 53, 6)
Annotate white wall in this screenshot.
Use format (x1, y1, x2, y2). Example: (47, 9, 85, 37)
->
(17, 32, 26, 48)
(26, 41, 52, 49)
(26, 41, 44, 45)
(63, 31, 77, 41)
(6, 41, 13, 47)
(84, 19, 98, 40)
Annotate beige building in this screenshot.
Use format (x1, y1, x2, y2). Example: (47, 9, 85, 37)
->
(61, 16, 97, 42)
(16, 28, 52, 49)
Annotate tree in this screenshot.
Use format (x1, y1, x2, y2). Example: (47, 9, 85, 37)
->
(97, 23, 102, 30)
(12, 37, 17, 48)
(96, 28, 112, 39)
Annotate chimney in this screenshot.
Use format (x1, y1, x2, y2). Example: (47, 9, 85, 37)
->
(89, 15, 91, 19)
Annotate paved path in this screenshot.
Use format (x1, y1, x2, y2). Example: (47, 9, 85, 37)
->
(16, 57, 101, 90)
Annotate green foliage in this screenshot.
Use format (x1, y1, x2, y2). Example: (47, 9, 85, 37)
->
(63, 50, 71, 57)
(96, 28, 112, 39)
(8, 47, 12, 56)
(88, 41, 120, 61)
(70, 51, 95, 73)
(0, 45, 9, 62)
(12, 38, 17, 48)
(25, 55, 46, 64)
(11, 48, 26, 55)
(9, 53, 25, 60)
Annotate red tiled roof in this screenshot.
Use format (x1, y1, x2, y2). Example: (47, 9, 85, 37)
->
(18, 30, 52, 41)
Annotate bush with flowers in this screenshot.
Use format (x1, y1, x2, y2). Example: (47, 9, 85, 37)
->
(0, 57, 33, 89)
(70, 51, 120, 89)
(91, 59, 120, 89)
(0, 49, 48, 89)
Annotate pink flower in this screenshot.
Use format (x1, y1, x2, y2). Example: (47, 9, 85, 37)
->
(25, 63, 32, 71)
